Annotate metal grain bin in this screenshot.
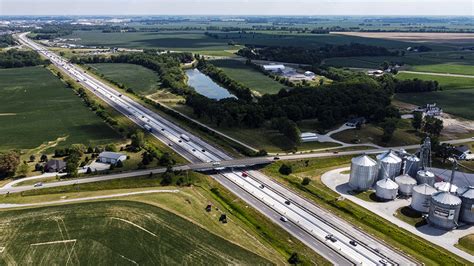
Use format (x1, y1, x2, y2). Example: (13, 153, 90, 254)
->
(348, 155, 378, 191)
(428, 191, 462, 230)
(375, 178, 399, 201)
(404, 155, 420, 178)
(376, 150, 402, 181)
(416, 170, 435, 186)
(434, 181, 458, 193)
(395, 174, 417, 196)
(457, 186, 474, 224)
(411, 184, 437, 213)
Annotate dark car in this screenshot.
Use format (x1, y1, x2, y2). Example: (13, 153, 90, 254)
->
(285, 200, 291, 205)
(349, 240, 357, 246)
(273, 157, 280, 160)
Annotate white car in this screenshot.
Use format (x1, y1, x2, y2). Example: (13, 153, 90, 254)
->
(280, 216, 288, 222)
(34, 182, 43, 187)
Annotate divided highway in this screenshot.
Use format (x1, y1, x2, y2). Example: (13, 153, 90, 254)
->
(17, 32, 417, 265)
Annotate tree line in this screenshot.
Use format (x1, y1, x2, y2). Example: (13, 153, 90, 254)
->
(237, 43, 398, 65)
(0, 34, 15, 48)
(0, 49, 49, 68)
(393, 78, 439, 93)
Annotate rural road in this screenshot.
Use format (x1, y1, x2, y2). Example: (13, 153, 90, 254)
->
(399, 70, 474, 78)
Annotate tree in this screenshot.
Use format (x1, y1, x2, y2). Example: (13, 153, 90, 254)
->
(412, 112, 423, 131)
(159, 152, 172, 166)
(40, 154, 48, 162)
(288, 252, 301, 265)
(105, 144, 117, 152)
(29, 154, 36, 162)
(302, 177, 311, 186)
(423, 116, 443, 137)
(17, 163, 29, 177)
(279, 164, 293, 175)
(380, 118, 398, 143)
(65, 147, 81, 178)
(131, 131, 145, 150)
(0, 151, 20, 178)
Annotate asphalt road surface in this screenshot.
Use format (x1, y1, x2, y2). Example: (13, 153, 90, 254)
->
(16, 32, 422, 265)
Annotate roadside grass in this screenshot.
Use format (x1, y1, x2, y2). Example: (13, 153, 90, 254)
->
(455, 234, 474, 256)
(86, 63, 161, 95)
(0, 200, 271, 265)
(393, 206, 427, 227)
(351, 190, 379, 203)
(395, 89, 474, 121)
(396, 72, 474, 90)
(331, 122, 421, 147)
(261, 156, 471, 265)
(0, 66, 122, 151)
(210, 59, 286, 95)
(0, 172, 326, 264)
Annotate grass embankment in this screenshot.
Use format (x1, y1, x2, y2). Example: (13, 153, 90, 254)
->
(0, 200, 272, 265)
(0, 171, 327, 264)
(456, 234, 474, 256)
(0, 66, 121, 151)
(332, 120, 421, 147)
(394, 206, 427, 227)
(87, 63, 161, 95)
(262, 156, 471, 265)
(210, 59, 286, 95)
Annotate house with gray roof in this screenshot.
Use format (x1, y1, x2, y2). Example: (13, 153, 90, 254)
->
(98, 152, 127, 164)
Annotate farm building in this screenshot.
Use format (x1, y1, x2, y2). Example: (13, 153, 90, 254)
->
(300, 132, 319, 142)
(345, 117, 366, 128)
(44, 159, 66, 173)
(414, 103, 443, 117)
(263, 64, 285, 72)
(304, 71, 315, 77)
(453, 145, 473, 161)
(98, 151, 127, 164)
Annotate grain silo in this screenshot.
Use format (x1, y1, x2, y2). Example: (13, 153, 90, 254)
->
(375, 178, 399, 200)
(411, 184, 437, 213)
(428, 191, 462, 230)
(434, 181, 458, 193)
(395, 174, 417, 196)
(348, 155, 378, 191)
(416, 170, 435, 186)
(404, 155, 420, 178)
(376, 150, 402, 180)
(457, 186, 474, 224)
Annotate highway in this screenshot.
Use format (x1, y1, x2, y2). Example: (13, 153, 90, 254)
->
(17, 32, 418, 265)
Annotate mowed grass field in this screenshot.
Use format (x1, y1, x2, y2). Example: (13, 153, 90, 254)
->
(0, 66, 121, 151)
(396, 72, 474, 90)
(0, 201, 270, 265)
(87, 63, 160, 95)
(210, 59, 286, 95)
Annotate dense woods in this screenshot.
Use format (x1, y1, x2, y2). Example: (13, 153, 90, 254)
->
(0, 34, 15, 47)
(0, 49, 48, 68)
(237, 43, 398, 65)
(393, 78, 439, 93)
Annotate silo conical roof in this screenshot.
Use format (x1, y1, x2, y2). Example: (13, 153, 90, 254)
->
(457, 186, 474, 199)
(352, 155, 377, 166)
(413, 183, 437, 195)
(432, 191, 462, 205)
(377, 178, 399, 189)
(395, 174, 417, 185)
(434, 182, 458, 193)
(376, 150, 402, 164)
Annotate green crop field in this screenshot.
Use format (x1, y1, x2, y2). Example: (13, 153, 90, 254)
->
(396, 72, 474, 90)
(210, 59, 286, 94)
(64, 30, 234, 52)
(0, 66, 121, 151)
(0, 200, 270, 265)
(409, 63, 474, 76)
(396, 88, 474, 120)
(87, 63, 160, 95)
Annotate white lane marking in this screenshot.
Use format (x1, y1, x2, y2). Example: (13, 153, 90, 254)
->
(111, 217, 157, 237)
(30, 239, 77, 246)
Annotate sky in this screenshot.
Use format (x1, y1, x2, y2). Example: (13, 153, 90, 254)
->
(0, 0, 473, 16)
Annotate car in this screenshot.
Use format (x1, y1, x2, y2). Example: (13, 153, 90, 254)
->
(280, 216, 288, 222)
(333, 151, 339, 154)
(273, 157, 280, 160)
(349, 240, 357, 246)
(212, 162, 221, 166)
(142, 115, 145, 118)
(241, 172, 248, 177)
(379, 259, 388, 265)
(259, 184, 265, 189)
(285, 200, 291, 205)
(34, 182, 43, 187)
(168, 143, 173, 146)
(161, 128, 165, 131)
(201, 149, 206, 152)
(192, 149, 196, 152)
(325, 234, 337, 242)
(178, 140, 182, 143)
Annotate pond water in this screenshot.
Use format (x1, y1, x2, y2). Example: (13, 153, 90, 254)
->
(185, 69, 236, 100)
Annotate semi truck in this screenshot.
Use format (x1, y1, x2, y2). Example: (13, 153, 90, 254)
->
(144, 124, 152, 132)
(180, 134, 191, 142)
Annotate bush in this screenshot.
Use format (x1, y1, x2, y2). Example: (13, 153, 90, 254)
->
(301, 177, 311, 186)
(279, 164, 293, 175)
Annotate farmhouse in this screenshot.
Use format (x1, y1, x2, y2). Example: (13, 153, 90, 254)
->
(414, 103, 443, 117)
(345, 117, 366, 128)
(98, 151, 127, 164)
(300, 132, 319, 142)
(263, 64, 285, 72)
(44, 159, 66, 173)
(304, 71, 315, 77)
(453, 145, 473, 161)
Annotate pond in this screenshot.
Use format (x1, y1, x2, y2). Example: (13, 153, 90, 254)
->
(185, 69, 236, 100)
